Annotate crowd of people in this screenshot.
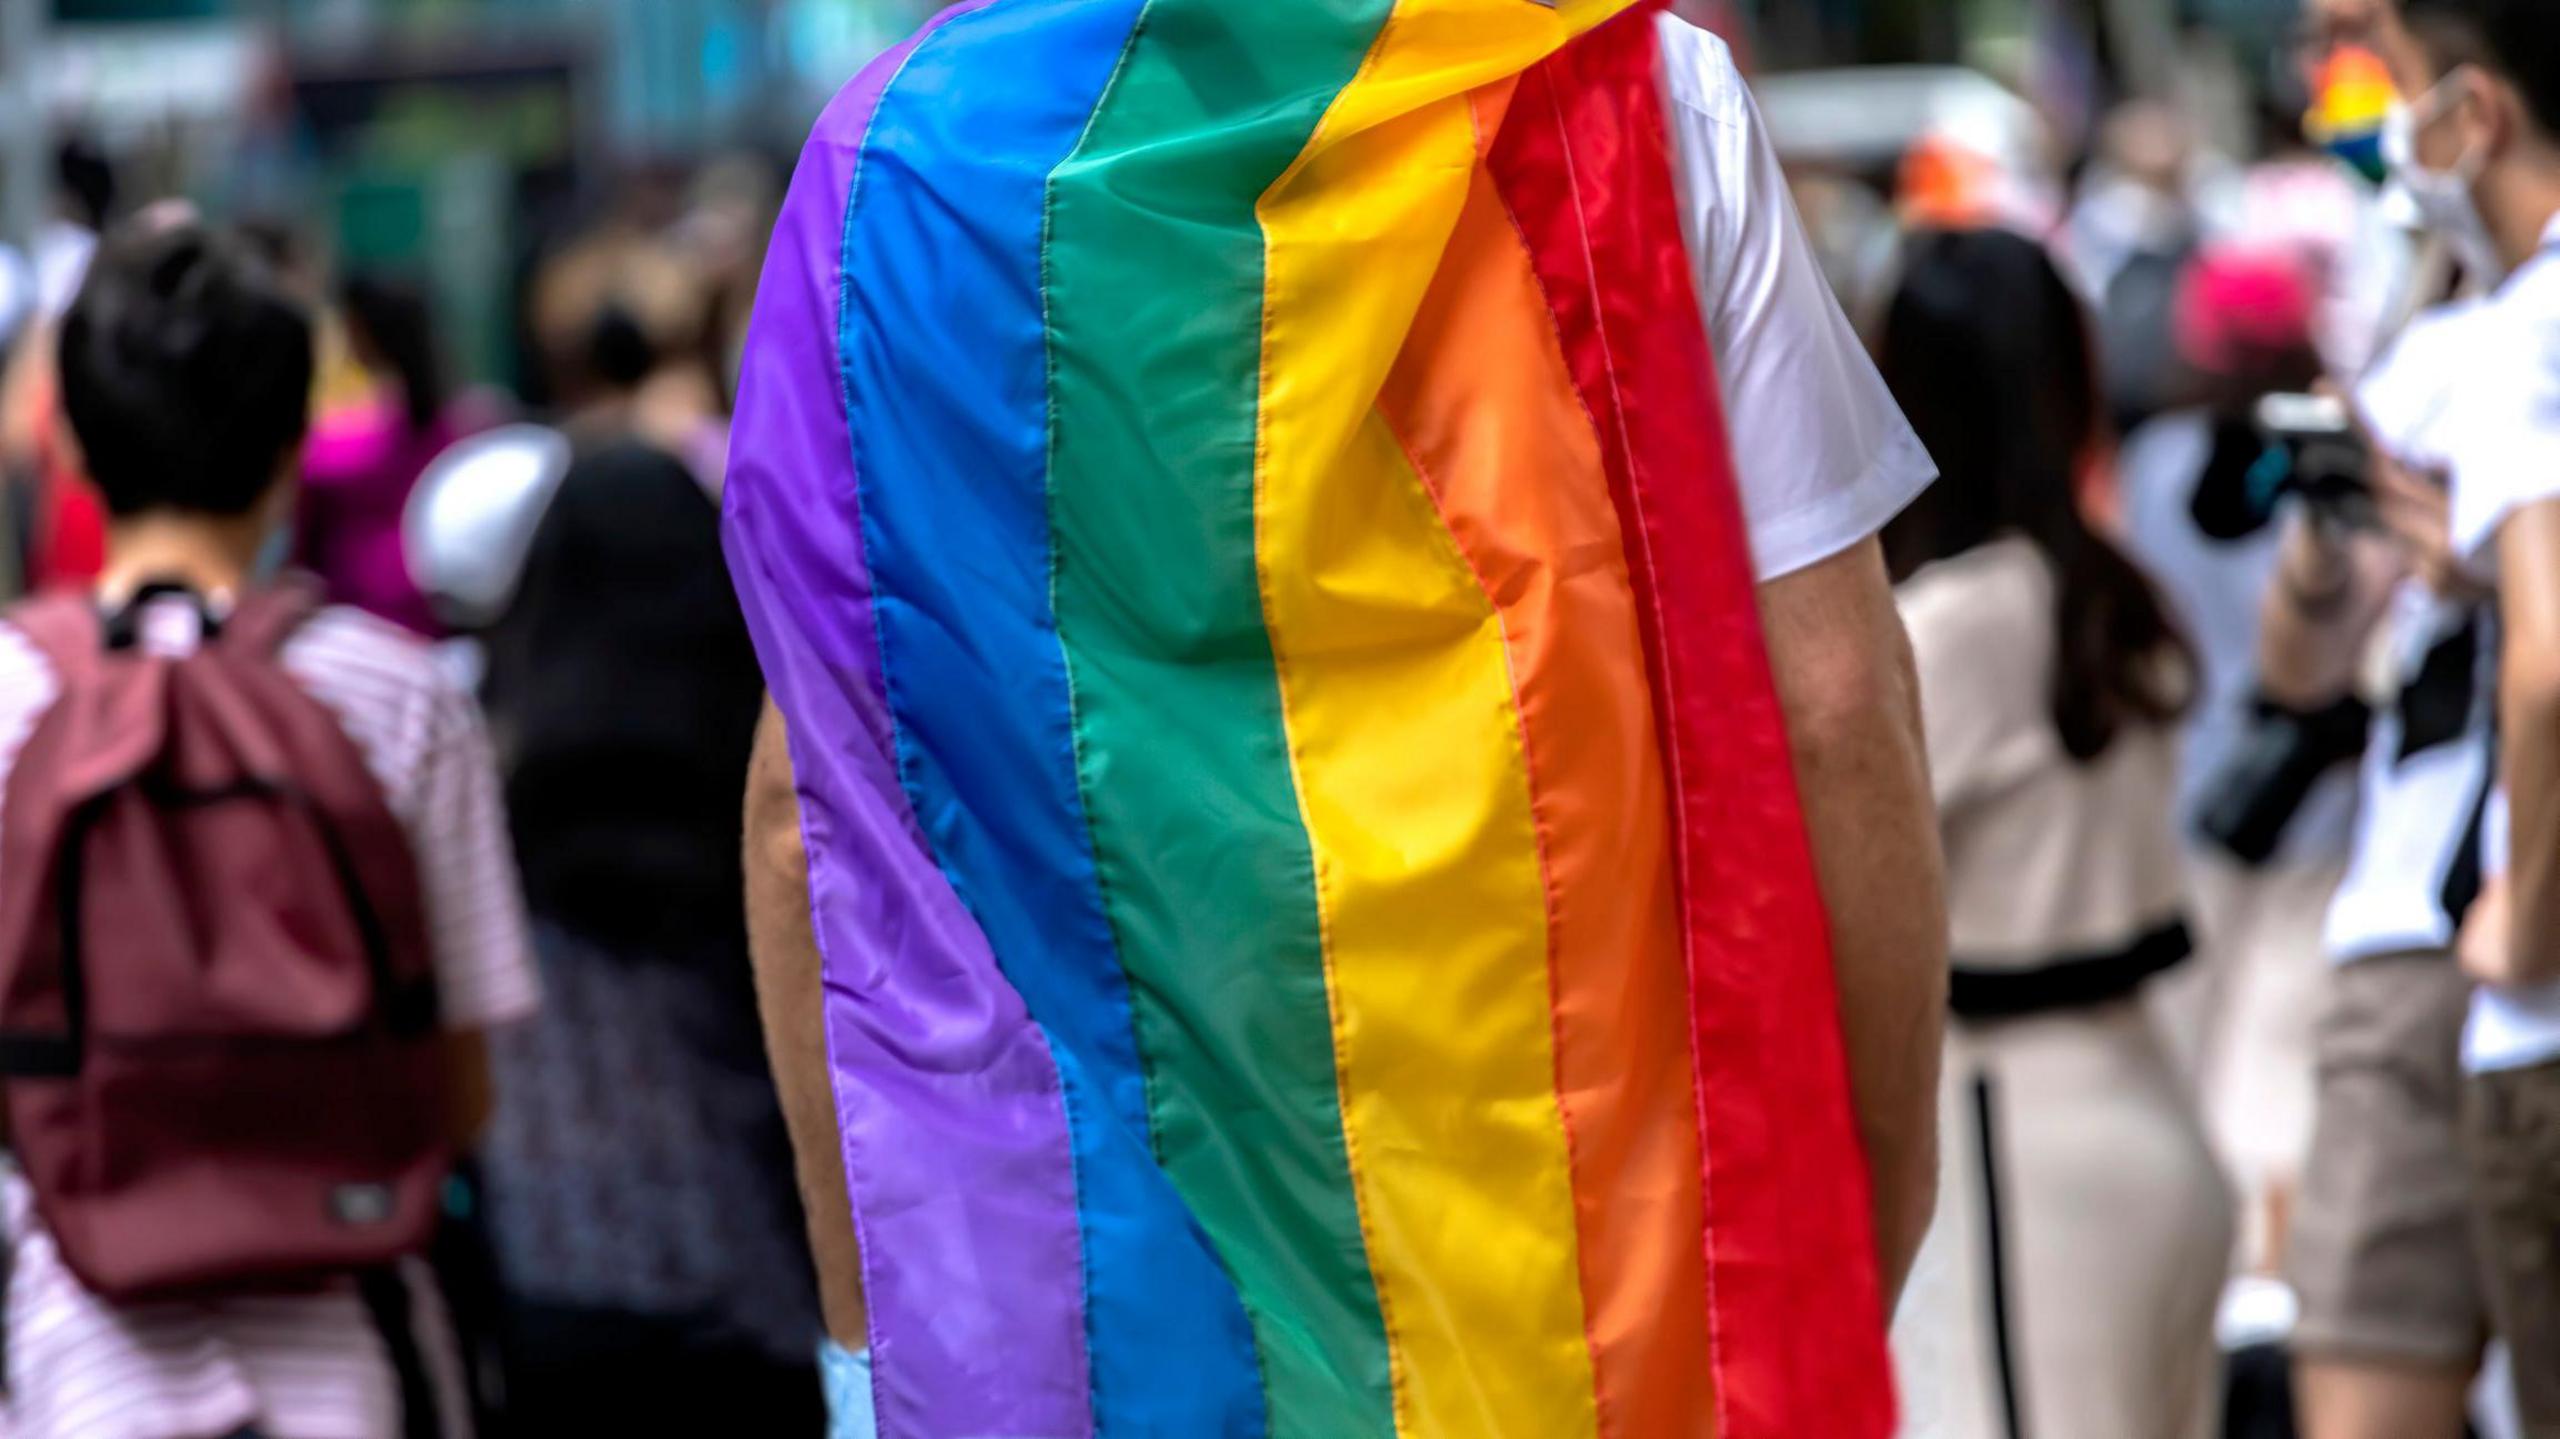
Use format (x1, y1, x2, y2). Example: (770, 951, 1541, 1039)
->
(1883, 0, 2560, 1434)
(0, 0, 2553, 1435)
(0, 138, 823, 1434)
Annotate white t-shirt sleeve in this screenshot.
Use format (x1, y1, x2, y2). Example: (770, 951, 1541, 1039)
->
(2353, 305, 2454, 453)
(1656, 15, 1937, 581)
(2446, 312, 2560, 566)
(405, 671, 541, 1030)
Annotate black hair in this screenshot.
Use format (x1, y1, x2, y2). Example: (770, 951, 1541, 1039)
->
(54, 139, 114, 232)
(585, 300, 660, 393)
(57, 218, 314, 519)
(2403, 0, 2560, 139)
(1879, 228, 2196, 761)
(233, 217, 312, 290)
(339, 271, 450, 433)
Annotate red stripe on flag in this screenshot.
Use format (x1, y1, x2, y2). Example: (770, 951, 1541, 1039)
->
(1486, 10, 1894, 1435)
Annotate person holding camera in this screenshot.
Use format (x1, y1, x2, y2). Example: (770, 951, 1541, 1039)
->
(2268, 289, 2495, 1439)
(2272, 0, 2560, 1431)
(2361, 0, 2560, 1429)
(2117, 247, 2354, 1283)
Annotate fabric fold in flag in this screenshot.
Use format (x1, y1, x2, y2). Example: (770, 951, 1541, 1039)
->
(726, 1, 1892, 1433)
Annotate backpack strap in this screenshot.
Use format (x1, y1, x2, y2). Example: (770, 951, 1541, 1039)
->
(220, 577, 326, 659)
(357, 1266, 446, 1439)
(5, 595, 101, 688)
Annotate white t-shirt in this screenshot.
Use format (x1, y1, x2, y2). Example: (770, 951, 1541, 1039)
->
(2432, 218, 2560, 1074)
(2445, 220, 2560, 566)
(2321, 303, 2503, 965)
(1657, 16, 1939, 581)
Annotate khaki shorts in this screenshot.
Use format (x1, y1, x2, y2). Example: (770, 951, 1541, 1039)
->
(2288, 951, 2487, 1365)
(2465, 1060, 2560, 1434)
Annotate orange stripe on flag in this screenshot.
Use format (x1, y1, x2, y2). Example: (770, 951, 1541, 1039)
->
(1378, 159, 1718, 1438)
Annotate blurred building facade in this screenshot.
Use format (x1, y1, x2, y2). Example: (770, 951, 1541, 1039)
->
(6, 0, 940, 384)
(0, 0, 2306, 392)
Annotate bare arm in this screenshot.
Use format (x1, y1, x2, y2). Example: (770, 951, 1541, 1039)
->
(1758, 537, 1947, 1308)
(2257, 406, 2473, 708)
(2491, 499, 2560, 987)
(745, 699, 869, 1349)
(2257, 513, 2402, 707)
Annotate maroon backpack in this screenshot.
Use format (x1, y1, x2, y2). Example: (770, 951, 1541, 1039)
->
(0, 583, 450, 1300)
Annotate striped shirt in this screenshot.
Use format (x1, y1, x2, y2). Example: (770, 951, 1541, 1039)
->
(0, 600, 538, 1439)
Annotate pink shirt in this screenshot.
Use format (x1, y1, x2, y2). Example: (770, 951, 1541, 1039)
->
(298, 398, 474, 639)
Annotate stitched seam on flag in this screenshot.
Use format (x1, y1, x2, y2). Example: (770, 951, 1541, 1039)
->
(1531, 57, 1733, 1439)
(759, 575, 899, 1430)
(1373, 398, 1612, 1439)
(1382, 96, 1608, 1439)
(1486, 100, 1711, 1439)
(1250, 5, 1412, 1433)
(1034, 1, 1272, 1433)
(822, 12, 1101, 1432)
(1453, 77, 1623, 1427)
(742, 474, 902, 1426)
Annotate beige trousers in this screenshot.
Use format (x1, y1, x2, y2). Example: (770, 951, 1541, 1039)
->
(1894, 997, 2236, 1439)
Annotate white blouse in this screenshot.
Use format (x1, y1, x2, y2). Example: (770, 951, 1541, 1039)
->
(1898, 535, 2189, 973)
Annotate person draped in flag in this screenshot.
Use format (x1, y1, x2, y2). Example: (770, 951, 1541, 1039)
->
(727, 3, 1945, 1435)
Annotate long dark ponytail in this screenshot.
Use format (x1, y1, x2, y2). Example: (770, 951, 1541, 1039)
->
(1879, 227, 2195, 761)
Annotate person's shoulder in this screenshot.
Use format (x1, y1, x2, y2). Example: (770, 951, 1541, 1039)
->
(0, 617, 57, 702)
(285, 604, 461, 713)
(1652, 12, 1749, 128)
(294, 603, 440, 664)
(2492, 269, 2560, 420)
(2504, 247, 2560, 328)
(0, 616, 67, 781)
(2360, 296, 2494, 436)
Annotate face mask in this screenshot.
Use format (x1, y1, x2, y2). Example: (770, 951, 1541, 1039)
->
(2382, 75, 2505, 282)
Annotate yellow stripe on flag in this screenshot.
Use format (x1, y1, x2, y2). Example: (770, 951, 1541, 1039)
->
(1251, 1, 1639, 1433)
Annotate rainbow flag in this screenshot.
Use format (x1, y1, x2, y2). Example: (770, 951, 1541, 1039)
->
(725, 2, 1889, 1434)
(2306, 45, 2398, 183)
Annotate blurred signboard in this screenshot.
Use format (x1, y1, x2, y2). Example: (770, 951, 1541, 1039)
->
(290, 39, 583, 169)
(42, 22, 262, 132)
(55, 0, 221, 15)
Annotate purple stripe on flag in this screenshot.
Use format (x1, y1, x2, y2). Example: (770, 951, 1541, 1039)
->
(723, 7, 1093, 1436)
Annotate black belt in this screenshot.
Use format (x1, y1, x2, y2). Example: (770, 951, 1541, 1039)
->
(1950, 917, 2194, 1020)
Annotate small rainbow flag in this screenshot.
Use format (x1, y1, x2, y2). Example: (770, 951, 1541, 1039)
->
(2305, 44, 2398, 183)
(725, 2, 1889, 1434)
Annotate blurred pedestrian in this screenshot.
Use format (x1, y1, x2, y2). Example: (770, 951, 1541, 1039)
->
(2118, 247, 2348, 1277)
(2229, 48, 2412, 378)
(0, 141, 122, 596)
(2265, 0, 2557, 1430)
(2069, 102, 2207, 434)
(0, 214, 536, 1439)
(1880, 226, 2231, 1439)
(2363, 0, 2560, 1430)
(454, 280, 826, 1433)
(294, 272, 486, 638)
(2267, 291, 2502, 1439)
(524, 226, 728, 485)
